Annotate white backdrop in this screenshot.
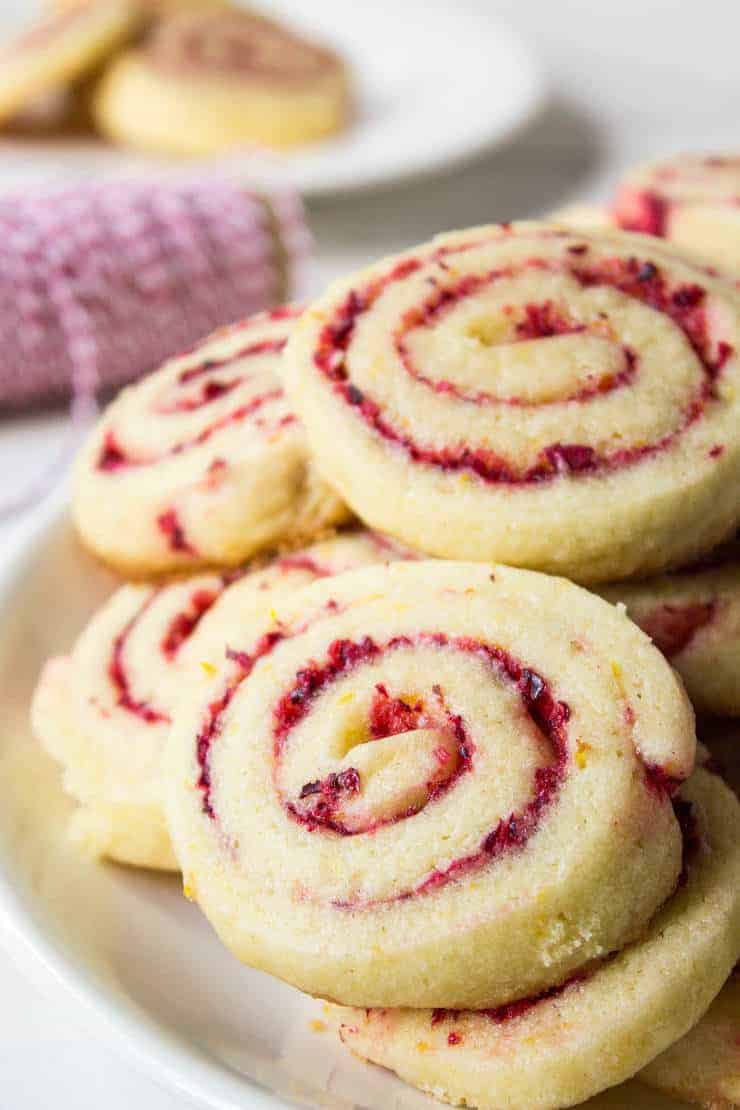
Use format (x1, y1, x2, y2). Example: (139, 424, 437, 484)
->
(0, 0, 738, 1106)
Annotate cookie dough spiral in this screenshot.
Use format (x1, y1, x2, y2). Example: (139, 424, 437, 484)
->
(93, 7, 351, 154)
(614, 154, 740, 272)
(73, 308, 349, 575)
(600, 535, 740, 717)
(31, 531, 404, 869)
(165, 561, 695, 1009)
(330, 766, 740, 1110)
(283, 221, 740, 582)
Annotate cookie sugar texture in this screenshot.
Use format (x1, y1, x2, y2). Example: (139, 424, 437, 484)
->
(165, 560, 695, 1010)
(615, 153, 740, 271)
(72, 308, 349, 575)
(31, 532, 407, 869)
(94, 6, 352, 154)
(331, 767, 740, 1110)
(282, 221, 740, 583)
(600, 535, 740, 717)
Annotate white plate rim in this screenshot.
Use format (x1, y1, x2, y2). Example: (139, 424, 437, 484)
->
(0, 490, 302, 1110)
(0, 8, 545, 199)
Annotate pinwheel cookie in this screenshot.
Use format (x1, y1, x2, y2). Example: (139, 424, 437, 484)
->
(73, 308, 349, 576)
(600, 535, 740, 717)
(166, 560, 695, 1009)
(615, 153, 740, 272)
(0, 0, 140, 125)
(283, 222, 740, 583)
(329, 766, 740, 1110)
(640, 737, 739, 1108)
(93, 7, 351, 154)
(31, 531, 407, 870)
(550, 202, 612, 230)
(640, 963, 740, 1108)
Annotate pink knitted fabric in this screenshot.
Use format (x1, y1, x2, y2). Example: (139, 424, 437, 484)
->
(0, 175, 310, 517)
(0, 175, 310, 412)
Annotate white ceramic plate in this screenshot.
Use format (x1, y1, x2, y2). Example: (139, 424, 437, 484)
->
(0, 494, 702, 1110)
(0, 0, 544, 198)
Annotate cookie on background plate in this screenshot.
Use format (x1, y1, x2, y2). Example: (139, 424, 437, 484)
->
(31, 531, 411, 870)
(73, 308, 350, 576)
(165, 560, 695, 1009)
(282, 222, 740, 583)
(93, 7, 352, 154)
(0, 0, 141, 124)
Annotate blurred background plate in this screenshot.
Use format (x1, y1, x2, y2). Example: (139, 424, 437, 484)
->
(0, 0, 544, 197)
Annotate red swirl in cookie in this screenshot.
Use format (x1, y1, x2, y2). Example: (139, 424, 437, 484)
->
(95, 332, 291, 473)
(614, 154, 740, 271)
(165, 561, 695, 1009)
(283, 222, 740, 582)
(329, 766, 740, 1110)
(601, 534, 740, 717)
(73, 308, 348, 575)
(31, 531, 409, 869)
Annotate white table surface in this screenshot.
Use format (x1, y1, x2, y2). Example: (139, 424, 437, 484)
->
(0, 0, 738, 1105)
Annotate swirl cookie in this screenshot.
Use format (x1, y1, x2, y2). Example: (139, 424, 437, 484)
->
(615, 154, 740, 272)
(550, 202, 612, 230)
(165, 560, 695, 1009)
(93, 8, 351, 154)
(0, 1, 140, 125)
(641, 965, 739, 1108)
(329, 767, 740, 1110)
(600, 536, 740, 717)
(73, 308, 349, 576)
(31, 531, 405, 869)
(283, 222, 740, 583)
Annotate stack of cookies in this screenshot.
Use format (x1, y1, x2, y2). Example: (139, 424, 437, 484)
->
(32, 161, 740, 1110)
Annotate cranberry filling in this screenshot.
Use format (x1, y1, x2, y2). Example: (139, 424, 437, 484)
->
(296, 767, 363, 827)
(99, 388, 284, 472)
(292, 681, 471, 835)
(396, 280, 636, 408)
(639, 600, 716, 658)
(158, 377, 240, 413)
(275, 553, 334, 577)
(614, 190, 669, 237)
(108, 598, 170, 725)
(157, 509, 197, 556)
(195, 630, 285, 815)
(160, 588, 220, 659)
(193, 624, 571, 863)
(107, 581, 234, 725)
(269, 633, 569, 887)
(430, 973, 586, 1030)
(314, 242, 733, 485)
(177, 337, 285, 385)
(369, 683, 428, 739)
(96, 337, 288, 472)
(642, 761, 684, 799)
